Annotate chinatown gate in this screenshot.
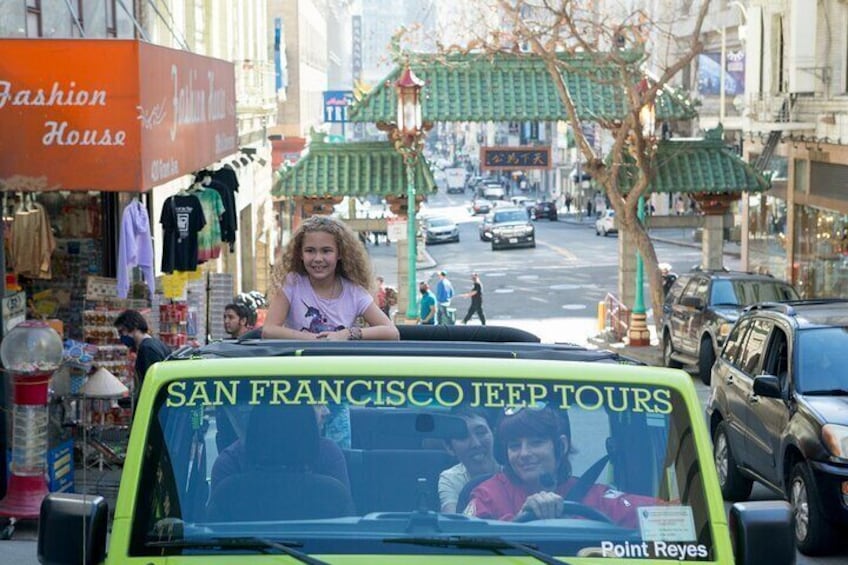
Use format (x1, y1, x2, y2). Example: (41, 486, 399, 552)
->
(274, 51, 768, 325)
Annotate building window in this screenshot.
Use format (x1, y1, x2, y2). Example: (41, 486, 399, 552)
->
(773, 14, 786, 94)
(26, 0, 42, 37)
(105, 0, 117, 37)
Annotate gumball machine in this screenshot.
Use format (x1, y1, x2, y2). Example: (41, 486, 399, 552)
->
(0, 320, 63, 538)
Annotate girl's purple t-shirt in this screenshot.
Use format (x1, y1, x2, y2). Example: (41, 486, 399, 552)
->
(282, 273, 373, 333)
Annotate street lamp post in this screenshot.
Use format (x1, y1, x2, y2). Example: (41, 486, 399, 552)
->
(392, 66, 427, 320)
(628, 101, 655, 347)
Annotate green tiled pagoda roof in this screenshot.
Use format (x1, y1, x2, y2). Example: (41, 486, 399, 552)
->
(617, 130, 770, 193)
(272, 139, 437, 198)
(350, 51, 697, 123)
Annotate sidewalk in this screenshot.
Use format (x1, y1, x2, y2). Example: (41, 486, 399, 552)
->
(587, 329, 663, 367)
(557, 210, 742, 258)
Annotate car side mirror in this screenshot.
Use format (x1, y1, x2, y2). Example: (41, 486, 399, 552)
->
(680, 296, 704, 309)
(729, 501, 795, 565)
(752, 375, 782, 398)
(38, 493, 108, 565)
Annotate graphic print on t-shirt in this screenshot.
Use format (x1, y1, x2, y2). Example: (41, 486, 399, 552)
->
(301, 301, 345, 333)
(177, 209, 190, 240)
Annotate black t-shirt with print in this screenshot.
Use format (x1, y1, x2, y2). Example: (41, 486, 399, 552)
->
(471, 282, 483, 306)
(160, 194, 206, 273)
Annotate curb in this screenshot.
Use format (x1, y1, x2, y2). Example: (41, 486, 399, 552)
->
(587, 334, 663, 366)
(417, 249, 438, 271)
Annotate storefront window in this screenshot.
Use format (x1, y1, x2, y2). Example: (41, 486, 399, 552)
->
(793, 205, 848, 298)
(747, 193, 788, 280)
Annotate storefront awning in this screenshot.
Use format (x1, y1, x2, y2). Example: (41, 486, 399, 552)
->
(0, 39, 237, 192)
(272, 135, 437, 198)
(616, 128, 770, 194)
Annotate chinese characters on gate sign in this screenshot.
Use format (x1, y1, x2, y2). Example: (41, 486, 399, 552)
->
(481, 147, 552, 170)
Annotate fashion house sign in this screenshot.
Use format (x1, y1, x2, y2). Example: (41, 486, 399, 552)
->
(0, 39, 237, 192)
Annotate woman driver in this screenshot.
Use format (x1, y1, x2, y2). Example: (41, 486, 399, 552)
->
(463, 405, 658, 527)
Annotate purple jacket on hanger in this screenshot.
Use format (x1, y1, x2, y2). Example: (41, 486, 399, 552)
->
(117, 200, 155, 300)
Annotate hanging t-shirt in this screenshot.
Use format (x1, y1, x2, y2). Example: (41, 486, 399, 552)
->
(11, 203, 56, 279)
(194, 189, 226, 262)
(210, 166, 239, 251)
(281, 273, 372, 334)
(160, 194, 206, 273)
(117, 200, 155, 299)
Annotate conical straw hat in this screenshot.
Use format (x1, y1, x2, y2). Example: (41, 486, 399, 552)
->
(81, 367, 128, 398)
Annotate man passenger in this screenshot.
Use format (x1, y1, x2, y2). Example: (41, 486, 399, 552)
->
(438, 407, 499, 513)
(223, 302, 252, 339)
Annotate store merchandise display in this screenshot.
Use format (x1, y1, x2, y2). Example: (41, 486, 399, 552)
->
(26, 239, 102, 340)
(159, 302, 189, 348)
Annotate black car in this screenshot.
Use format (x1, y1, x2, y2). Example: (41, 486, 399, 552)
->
(478, 211, 495, 241)
(534, 201, 558, 220)
(489, 207, 535, 250)
(707, 299, 848, 555)
(661, 268, 799, 384)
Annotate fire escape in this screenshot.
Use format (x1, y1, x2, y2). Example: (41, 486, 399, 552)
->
(752, 96, 793, 173)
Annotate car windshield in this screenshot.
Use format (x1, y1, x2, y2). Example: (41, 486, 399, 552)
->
(710, 279, 798, 306)
(494, 210, 527, 223)
(131, 374, 715, 560)
(428, 218, 452, 227)
(795, 328, 848, 392)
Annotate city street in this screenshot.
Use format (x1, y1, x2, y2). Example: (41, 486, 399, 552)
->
(4, 1, 847, 563)
(3, 196, 845, 563)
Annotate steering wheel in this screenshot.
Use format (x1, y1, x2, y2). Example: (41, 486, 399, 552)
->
(514, 500, 614, 524)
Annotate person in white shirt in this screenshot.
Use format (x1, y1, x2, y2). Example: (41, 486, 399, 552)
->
(438, 407, 499, 513)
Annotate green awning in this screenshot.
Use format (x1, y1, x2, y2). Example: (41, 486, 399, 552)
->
(272, 137, 438, 198)
(349, 51, 697, 124)
(617, 128, 770, 194)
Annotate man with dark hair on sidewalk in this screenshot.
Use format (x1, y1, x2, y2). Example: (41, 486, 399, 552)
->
(114, 309, 171, 403)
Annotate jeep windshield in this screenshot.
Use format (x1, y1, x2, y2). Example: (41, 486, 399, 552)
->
(130, 356, 716, 561)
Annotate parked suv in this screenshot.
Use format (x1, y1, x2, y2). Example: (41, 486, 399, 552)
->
(661, 268, 799, 384)
(707, 299, 848, 555)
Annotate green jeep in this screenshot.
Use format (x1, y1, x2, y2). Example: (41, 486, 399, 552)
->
(38, 326, 794, 564)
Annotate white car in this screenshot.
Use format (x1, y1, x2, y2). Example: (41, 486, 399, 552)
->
(595, 209, 617, 236)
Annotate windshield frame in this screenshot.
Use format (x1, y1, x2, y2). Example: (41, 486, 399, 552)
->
(120, 355, 727, 561)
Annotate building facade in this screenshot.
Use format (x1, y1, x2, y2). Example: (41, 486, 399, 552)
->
(664, 0, 848, 297)
(0, 0, 278, 295)
(739, 0, 848, 298)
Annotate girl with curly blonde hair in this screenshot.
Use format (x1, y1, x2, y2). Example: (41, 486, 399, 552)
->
(263, 215, 399, 341)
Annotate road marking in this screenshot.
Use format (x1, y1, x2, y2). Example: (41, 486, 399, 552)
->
(537, 239, 576, 260)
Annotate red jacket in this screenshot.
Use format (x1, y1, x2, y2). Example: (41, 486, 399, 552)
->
(465, 472, 658, 528)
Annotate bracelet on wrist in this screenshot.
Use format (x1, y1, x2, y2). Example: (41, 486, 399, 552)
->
(348, 326, 363, 340)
